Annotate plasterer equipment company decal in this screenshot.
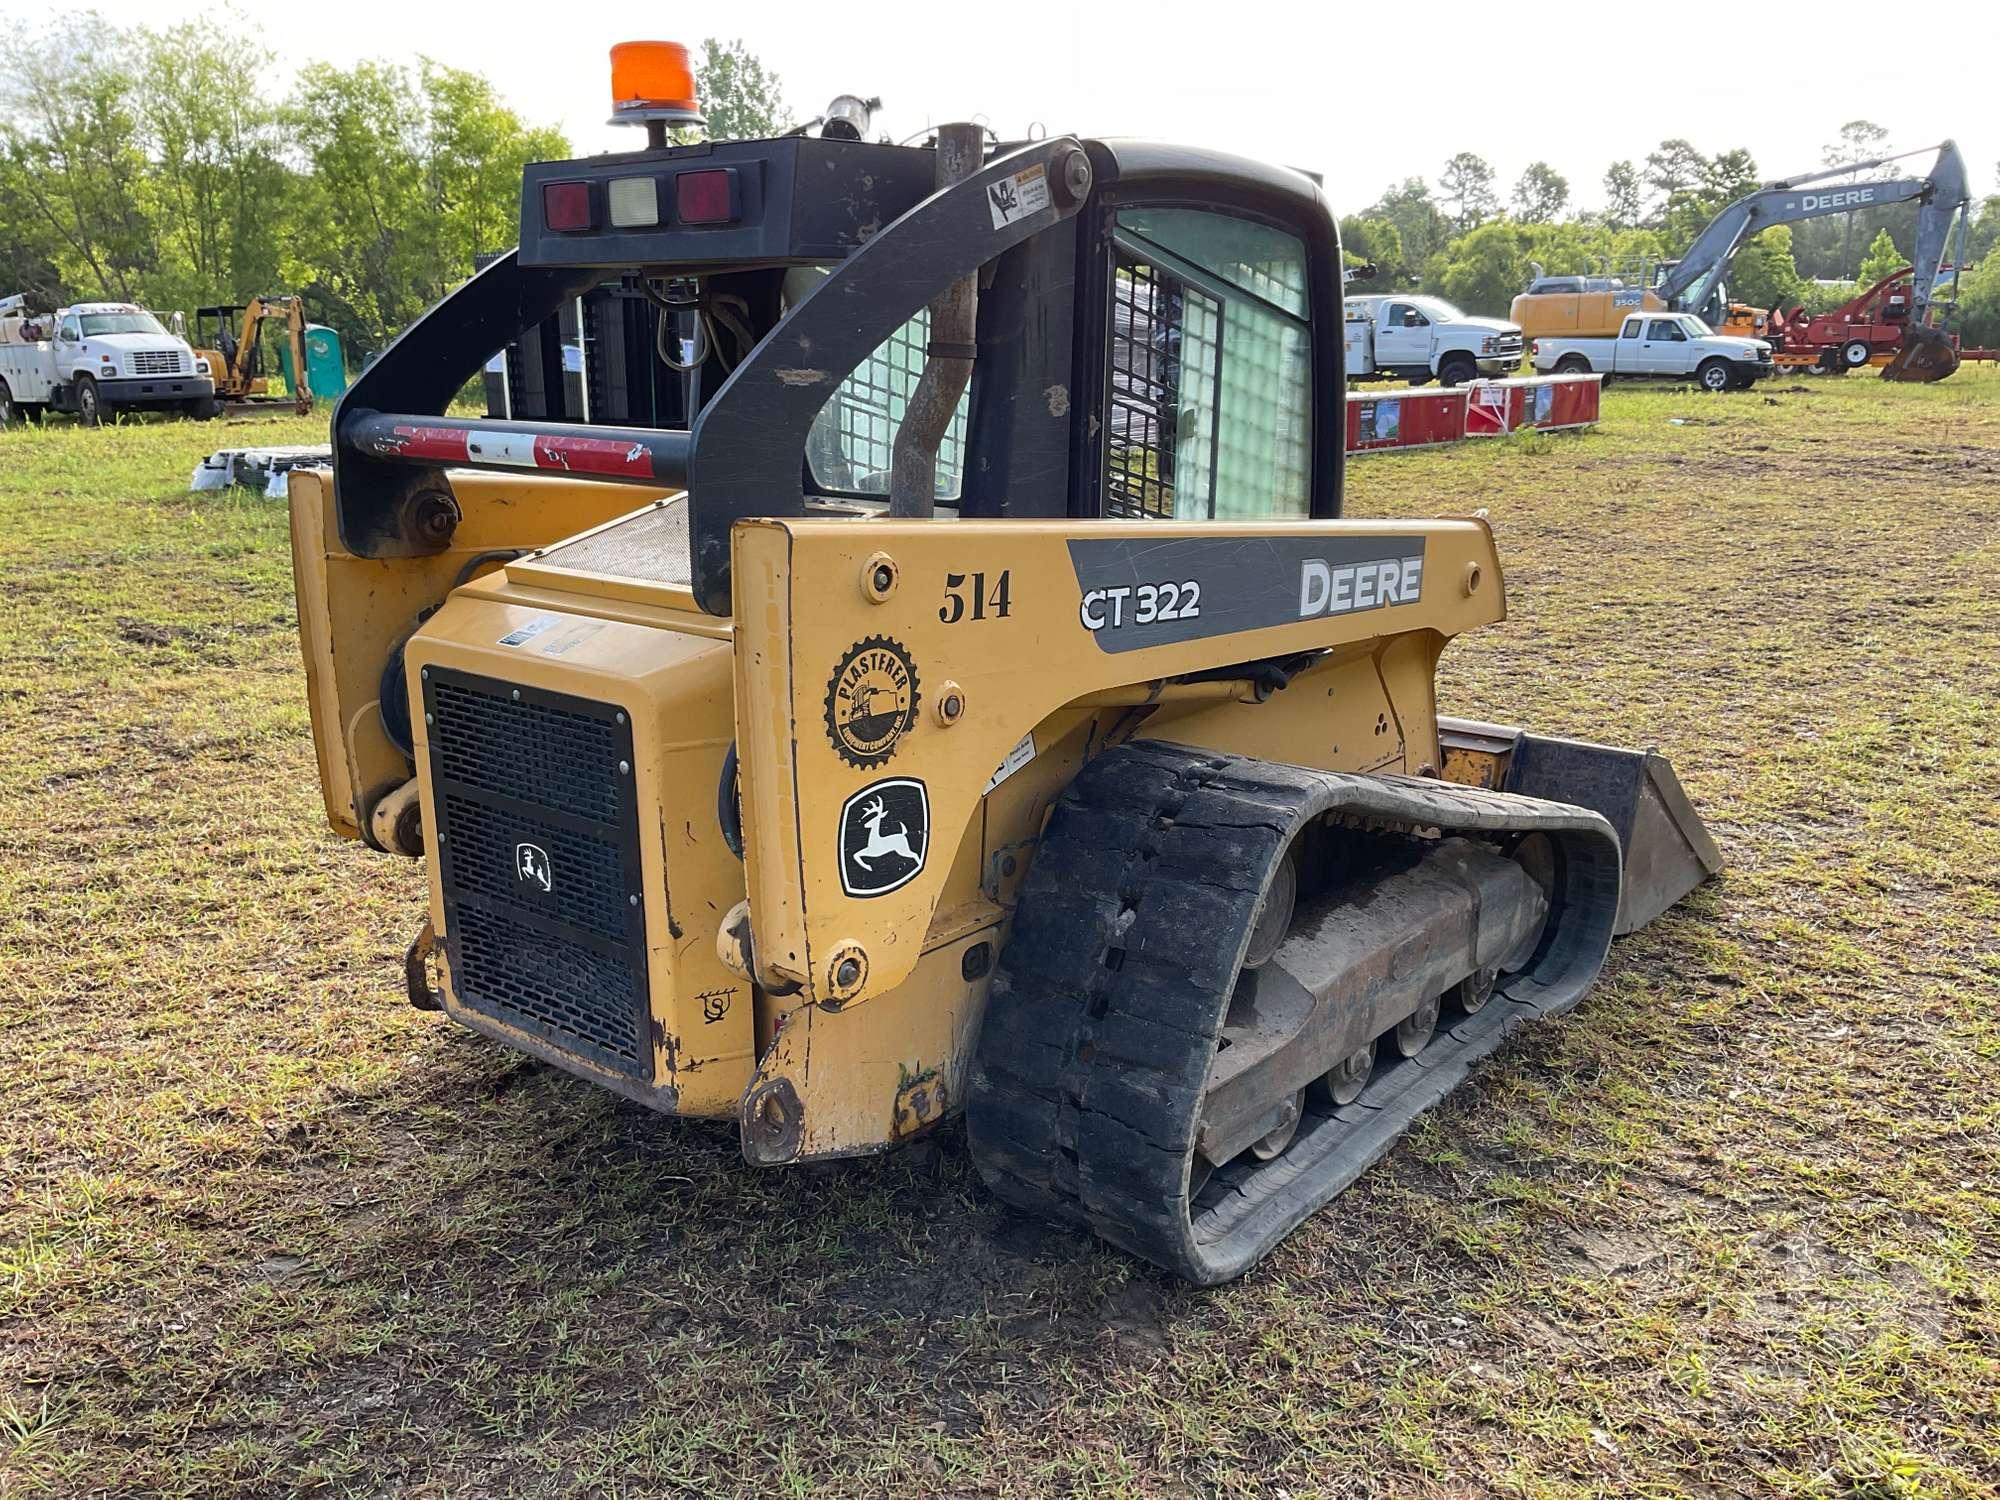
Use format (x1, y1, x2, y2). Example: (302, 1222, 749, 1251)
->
(1068, 535, 1427, 653)
(839, 778, 929, 898)
(825, 636, 922, 768)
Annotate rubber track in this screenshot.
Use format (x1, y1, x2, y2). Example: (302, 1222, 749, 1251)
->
(966, 740, 1624, 1285)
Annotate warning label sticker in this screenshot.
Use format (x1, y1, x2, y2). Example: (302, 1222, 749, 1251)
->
(982, 732, 1037, 795)
(988, 164, 1052, 230)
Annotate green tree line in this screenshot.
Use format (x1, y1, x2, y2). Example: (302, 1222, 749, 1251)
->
(0, 15, 568, 359)
(9, 27, 1997, 357)
(1, 28, 792, 361)
(1342, 126, 2000, 347)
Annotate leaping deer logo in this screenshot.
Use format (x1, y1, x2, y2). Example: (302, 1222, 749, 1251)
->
(515, 842, 553, 893)
(850, 796, 921, 872)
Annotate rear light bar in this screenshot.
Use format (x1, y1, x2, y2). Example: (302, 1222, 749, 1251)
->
(607, 175, 660, 228)
(549, 168, 739, 233)
(543, 180, 594, 233)
(675, 167, 738, 226)
(344, 411, 690, 487)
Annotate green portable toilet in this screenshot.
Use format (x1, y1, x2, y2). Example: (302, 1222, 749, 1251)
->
(304, 325, 347, 398)
(278, 325, 349, 400)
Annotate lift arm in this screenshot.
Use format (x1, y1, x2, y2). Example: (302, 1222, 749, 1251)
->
(1660, 142, 1970, 326)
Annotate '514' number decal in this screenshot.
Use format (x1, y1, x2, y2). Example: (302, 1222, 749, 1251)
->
(940, 570, 1012, 624)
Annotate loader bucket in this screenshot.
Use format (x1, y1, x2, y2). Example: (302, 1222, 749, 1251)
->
(1439, 719, 1723, 934)
(1881, 325, 1961, 382)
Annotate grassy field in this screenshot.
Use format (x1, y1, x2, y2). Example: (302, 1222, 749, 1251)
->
(2, 376, 1997, 1498)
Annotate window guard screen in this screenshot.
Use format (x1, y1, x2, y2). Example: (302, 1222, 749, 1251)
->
(1105, 259, 1221, 519)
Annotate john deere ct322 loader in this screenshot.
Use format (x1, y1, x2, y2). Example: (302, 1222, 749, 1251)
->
(289, 46, 1721, 1283)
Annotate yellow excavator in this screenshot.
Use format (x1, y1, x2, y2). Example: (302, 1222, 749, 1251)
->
(192, 295, 313, 414)
(288, 43, 1720, 1283)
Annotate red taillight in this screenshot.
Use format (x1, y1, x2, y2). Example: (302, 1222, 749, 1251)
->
(543, 180, 594, 232)
(675, 168, 738, 225)
(1531, 339, 1539, 356)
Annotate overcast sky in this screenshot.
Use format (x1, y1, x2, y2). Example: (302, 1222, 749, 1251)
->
(5, 0, 1994, 209)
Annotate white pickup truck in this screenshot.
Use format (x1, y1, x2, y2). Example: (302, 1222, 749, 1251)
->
(0, 297, 216, 426)
(1532, 311, 1773, 392)
(1344, 294, 1525, 387)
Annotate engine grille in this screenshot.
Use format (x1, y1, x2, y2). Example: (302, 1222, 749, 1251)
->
(130, 349, 185, 376)
(423, 668, 651, 1080)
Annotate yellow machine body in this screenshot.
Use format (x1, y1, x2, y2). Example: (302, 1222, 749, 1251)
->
(292, 467, 1511, 1153)
(1512, 285, 1775, 343)
(1510, 285, 1666, 340)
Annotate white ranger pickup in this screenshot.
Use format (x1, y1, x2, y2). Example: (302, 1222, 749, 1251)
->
(1343, 294, 1525, 387)
(1532, 310, 1773, 392)
(0, 297, 216, 426)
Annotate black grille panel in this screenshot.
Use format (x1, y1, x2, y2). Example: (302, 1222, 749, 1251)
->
(442, 794, 631, 942)
(423, 667, 651, 1081)
(430, 677, 623, 823)
(450, 907, 645, 1068)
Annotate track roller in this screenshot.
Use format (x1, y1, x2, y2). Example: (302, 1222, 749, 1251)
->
(1393, 992, 1441, 1058)
(1315, 1039, 1375, 1107)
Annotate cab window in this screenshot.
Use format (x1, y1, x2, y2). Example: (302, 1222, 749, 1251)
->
(1648, 318, 1686, 342)
(59, 316, 80, 342)
(1621, 320, 1642, 340)
(1103, 208, 1311, 520)
(806, 308, 969, 500)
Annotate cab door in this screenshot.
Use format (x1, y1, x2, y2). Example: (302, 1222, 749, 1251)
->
(1373, 301, 1432, 369)
(1613, 316, 1645, 372)
(56, 314, 83, 381)
(1637, 317, 1687, 374)
(1087, 203, 1324, 520)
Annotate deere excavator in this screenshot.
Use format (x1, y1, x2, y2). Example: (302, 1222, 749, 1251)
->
(289, 43, 1721, 1283)
(1512, 141, 1973, 381)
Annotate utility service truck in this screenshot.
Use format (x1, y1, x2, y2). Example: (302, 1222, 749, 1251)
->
(1342, 294, 1524, 387)
(0, 295, 215, 425)
(1532, 311, 1773, 391)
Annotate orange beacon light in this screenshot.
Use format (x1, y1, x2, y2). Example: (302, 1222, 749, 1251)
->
(610, 41, 704, 144)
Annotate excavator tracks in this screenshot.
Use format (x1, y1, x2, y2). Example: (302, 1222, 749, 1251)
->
(966, 741, 1626, 1285)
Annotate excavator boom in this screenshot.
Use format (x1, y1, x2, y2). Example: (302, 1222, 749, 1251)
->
(1660, 142, 1968, 327)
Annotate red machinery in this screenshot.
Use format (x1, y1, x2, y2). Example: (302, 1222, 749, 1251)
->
(1767, 268, 1995, 377)
(1769, 268, 1918, 372)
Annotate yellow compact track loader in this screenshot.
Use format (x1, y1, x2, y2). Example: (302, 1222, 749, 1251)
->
(290, 62, 1720, 1283)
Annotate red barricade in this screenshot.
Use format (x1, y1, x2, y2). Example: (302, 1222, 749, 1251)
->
(1463, 374, 1602, 437)
(1344, 386, 1470, 453)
